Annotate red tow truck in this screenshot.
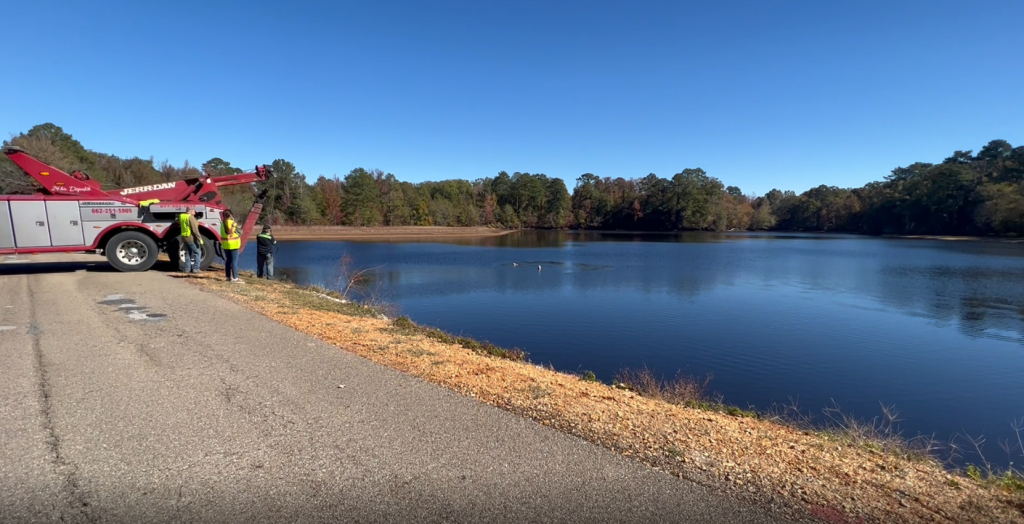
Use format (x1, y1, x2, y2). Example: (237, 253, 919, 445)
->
(0, 146, 274, 272)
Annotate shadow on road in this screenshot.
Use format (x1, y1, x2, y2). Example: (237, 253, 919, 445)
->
(0, 261, 117, 275)
(0, 259, 186, 276)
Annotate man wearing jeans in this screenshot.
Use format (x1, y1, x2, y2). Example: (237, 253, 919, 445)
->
(256, 225, 277, 279)
(179, 207, 202, 275)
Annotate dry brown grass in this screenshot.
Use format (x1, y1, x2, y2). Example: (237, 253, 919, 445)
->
(614, 367, 712, 405)
(189, 273, 1024, 524)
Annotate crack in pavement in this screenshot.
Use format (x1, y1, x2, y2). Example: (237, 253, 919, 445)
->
(28, 280, 96, 524)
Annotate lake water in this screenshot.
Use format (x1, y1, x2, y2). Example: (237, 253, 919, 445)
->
(240, 231, 1024, 465)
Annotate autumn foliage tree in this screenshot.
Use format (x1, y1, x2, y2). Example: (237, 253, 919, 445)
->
(4, 123, 1022, 237)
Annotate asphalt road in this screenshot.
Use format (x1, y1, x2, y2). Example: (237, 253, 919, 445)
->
(0, 254, 793, 524)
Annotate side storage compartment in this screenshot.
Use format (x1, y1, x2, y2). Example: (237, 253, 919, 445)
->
(10, 201, 52, 248)
(0, 202, 14, 249)
(45, 201, 85, 246)
(81, 201, 141, 247)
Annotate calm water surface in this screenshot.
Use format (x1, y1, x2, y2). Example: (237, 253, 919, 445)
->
(241, 231, 1024, 463)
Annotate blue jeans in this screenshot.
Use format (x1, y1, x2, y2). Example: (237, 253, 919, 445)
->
(257, 253, 274, 279)
(223, 249, 239, 280)
(184, 240, 201, 273)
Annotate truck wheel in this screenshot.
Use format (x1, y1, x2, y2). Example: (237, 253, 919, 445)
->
(173, 235, 217, 271)
(106, 231, 159, 272)
(199, 236, 217, 269)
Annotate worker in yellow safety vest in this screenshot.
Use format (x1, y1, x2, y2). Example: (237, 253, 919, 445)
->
(220, 209, 243, 283)
(178, 207, 203, 275)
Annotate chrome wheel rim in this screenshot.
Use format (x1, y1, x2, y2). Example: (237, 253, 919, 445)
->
(179, 242, 204, 264)
(116, 240, 148, 265)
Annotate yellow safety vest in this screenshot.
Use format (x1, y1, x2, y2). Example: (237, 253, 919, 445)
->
(179, 213, 192, 237)
(220, 218, 241, 250)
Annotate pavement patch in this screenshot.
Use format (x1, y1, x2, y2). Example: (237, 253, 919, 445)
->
(98, 294, 167, 322)
(98, 298, 134, 307)
(124, 310, 167, 321)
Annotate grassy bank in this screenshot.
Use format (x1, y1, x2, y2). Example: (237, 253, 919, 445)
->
(188, 273, 1024, 524)
(246, 226, 514, 241)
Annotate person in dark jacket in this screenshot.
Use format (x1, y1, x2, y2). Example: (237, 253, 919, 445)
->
(256, 225, 277, 279)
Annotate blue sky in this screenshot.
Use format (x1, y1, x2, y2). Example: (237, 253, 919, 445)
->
(2, 0, 1021, 195)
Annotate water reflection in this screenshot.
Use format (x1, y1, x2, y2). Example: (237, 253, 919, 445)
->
(272, 233, 1024, 343)
(870, 265, 1024, 343)
(244, 231, 1024, 463)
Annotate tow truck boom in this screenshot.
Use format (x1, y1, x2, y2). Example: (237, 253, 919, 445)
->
(4, 146, 108, 198)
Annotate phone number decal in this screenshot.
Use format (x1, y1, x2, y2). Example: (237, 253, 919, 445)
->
(90, 208, 134, 214)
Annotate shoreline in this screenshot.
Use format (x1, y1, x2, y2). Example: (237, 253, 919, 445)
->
(248, 226, 515, 241)
(881, 234, 1024, 243)
(250, 226, 1024, 244)
(189, 273, 1023, 524)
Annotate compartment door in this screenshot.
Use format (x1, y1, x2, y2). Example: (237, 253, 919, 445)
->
(0, 202, 14, 249)
(10, 201, 52, 248)
(46, 201, 85, 246)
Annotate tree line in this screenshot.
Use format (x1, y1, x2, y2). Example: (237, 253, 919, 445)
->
(3, 123, 1022, 236)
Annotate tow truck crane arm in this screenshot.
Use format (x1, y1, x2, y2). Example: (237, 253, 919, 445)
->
(115, 165, 274, 206)
(3, 146, 108, 198)
(4, 145, 274, 207)
(237, 186, 270, 253)
(119, 166, 276, 254)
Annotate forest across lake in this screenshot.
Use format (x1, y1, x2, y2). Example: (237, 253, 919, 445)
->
(3, 124, 1022, 239)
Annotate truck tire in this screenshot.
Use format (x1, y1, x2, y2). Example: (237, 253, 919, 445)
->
(105, 231, 160, 272)
(200, 237, 217, 269)
(173, 235, 217, 271)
